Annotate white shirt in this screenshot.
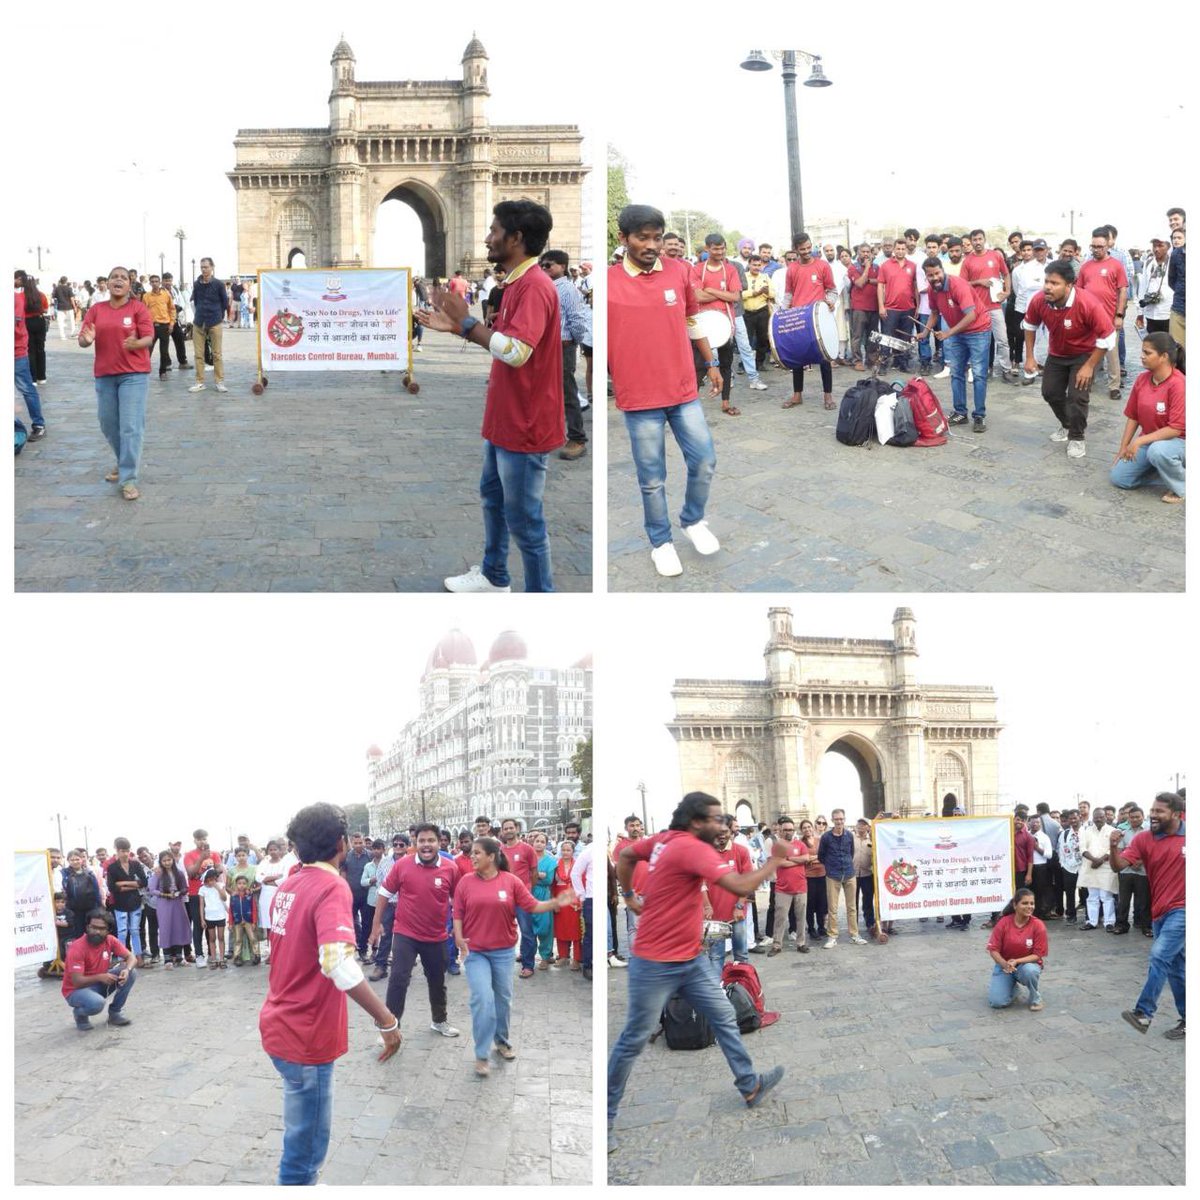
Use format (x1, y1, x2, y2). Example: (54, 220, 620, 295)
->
(1012, 260, 1046, 314)
(1077, 823, 1119, 892)
(569, 841, 593, 899)
(1138, 256, 1173, 321)
(1030, 830, 1052, 866)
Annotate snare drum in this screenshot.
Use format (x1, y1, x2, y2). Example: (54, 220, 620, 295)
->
(769, 302, 838, 368)
(689, 308, 732, 349)
(701, 919, 733, 945)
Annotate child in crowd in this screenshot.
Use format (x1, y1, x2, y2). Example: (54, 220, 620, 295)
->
(199, 869, 229, 969)
(230, 876, 259, 966)
(39, 893, 71, 978)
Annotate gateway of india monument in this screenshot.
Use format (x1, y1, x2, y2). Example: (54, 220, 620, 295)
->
(670, 608, 1002, 822)
(228, 37, 588, 278)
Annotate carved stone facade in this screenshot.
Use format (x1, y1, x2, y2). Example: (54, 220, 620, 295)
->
(228, 39, 588, 278)
(669, 608, 1002, 821)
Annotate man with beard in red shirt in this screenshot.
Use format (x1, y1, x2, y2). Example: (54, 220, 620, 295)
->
(608, 793, 786, 1154)
(260, 803, 400, 1185)
(499, 818, 538, 977)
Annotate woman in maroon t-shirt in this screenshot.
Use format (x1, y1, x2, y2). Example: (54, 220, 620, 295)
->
(1110, 332, 1186, 503)
(78, 266, 154, 500)
(986, 888, 1049, 1012)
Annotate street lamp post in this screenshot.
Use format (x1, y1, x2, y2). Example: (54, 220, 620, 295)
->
(26, 246, 50, 272)
(636, 781, 648, 834)
(175, 228, 186, 283)
(1062, 210, 1083, 238)
(741, 49, 832, 243)
(159, 251, 166, 277)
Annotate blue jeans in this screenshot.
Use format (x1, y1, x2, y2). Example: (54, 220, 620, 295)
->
(464, 946, 515, 1060)
(65, 970, 136, 1026)
(582, 897, 592, 970)
(623, 400, 716, 549)
(515, 906, 535, 971)
(607, 951, 758, 1121)
(95, 372, 149, 485)
(372, 899, 396, 970)
(1110, 439, 1186, 497)
(270, 1056, 334, 1185)
(988, 961, 1042, 1007)
(733, 314, 761, 383)
(917, 312, 933, 364)
(704, 915, 749, 970)
(943, 329, 990, 417)
(114, 908, 143, 957)
(1136, 907, 1185, 1020)
(15, 356, 44, 426)
(480, 440, 553, 592)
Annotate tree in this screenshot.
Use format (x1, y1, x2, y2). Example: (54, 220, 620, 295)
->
(608, 147, 631, 258)
(571, 735, 592, 820)
(342, 803, 370, 836)
(667, 208, 728, 255)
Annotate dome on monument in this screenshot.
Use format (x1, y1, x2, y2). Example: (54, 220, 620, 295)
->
(424, 629, 477, 675)
(332, 37, 355, 61)
(893, 606, 915, 621)
(462, 35, 488, 60)
(367, 744, 382, 759)
(486, 629, 528, 666)
(572, 652, 592, 670)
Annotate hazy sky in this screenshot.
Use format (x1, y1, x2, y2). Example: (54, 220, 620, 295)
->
(610, 5, 1186, 250)
(11, 596, 592, 855)
(9, 13, 593, 281)
(596, 594, 1188, 835)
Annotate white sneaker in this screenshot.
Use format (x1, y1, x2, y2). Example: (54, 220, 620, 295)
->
(650, 542, 683, 577)
(1049, 427, 1069, 443)
(682, 520, 720, 556)
(823, 937, 837, 949)
(414, 344, 423, 353)
(194, 955, 207, 968)
(608, 954, 628, 968)
(215, 383, 228, 393)
(748, 380, 768, 391)
(1067, 440, 1086, 459)
(933, 365, 950, 379)
(849, 935, 868, 945)
(966, 369, 974, 383)
(444, 565, 511, 593)
(430, 1021, 460, 1038)
(188, 383, 206, 392)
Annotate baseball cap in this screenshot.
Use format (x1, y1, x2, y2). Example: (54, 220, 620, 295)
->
(1150, 234, 1169, 245)
(1031, 239, 1048, 249)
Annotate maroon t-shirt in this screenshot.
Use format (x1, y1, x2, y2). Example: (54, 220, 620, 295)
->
(378, 854, 458, 941)
(80, 298, 153, 376)
(1120, 825, 1186, 920)
(453, 871, 538, 951)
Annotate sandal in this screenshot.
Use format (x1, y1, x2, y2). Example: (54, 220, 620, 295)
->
(105, 467, 119, 482)
(781, 395, 803, 409)
(569, 961, 581, 971)
(823, 397, 837, 411)
(536, 959, 550, 970)
(121, 483, 140, 501)
(519, 967, 534, 978)
(721, 403, 740, 416)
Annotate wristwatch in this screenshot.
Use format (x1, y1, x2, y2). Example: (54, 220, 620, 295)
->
(460, 315, 479, 337)
(705, 358, 719, 368)
(621, 889, 635, 898)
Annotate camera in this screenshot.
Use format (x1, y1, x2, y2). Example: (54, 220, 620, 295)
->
(1139, 292, 1163, 308)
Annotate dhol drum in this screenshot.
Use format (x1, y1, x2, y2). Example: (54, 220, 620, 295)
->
(701, 919, 733, 945)
(688, 308, 732, 349)
(769, 302, 839, 368)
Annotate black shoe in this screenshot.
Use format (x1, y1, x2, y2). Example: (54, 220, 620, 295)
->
(179, 361, 190, 368)
(28, 425, 46, 441)
(107, 1012, 132, 1027)
(949, 412, 968, 425)
(1164, 1020, 1185, 1041)
(1121, 1009, 1151, 1033)
(75, 1020, 95, 1032)
(767, 945, 781, 957)
(1079, 923, 1096, 930)
(749, 944, 767, 954)
(973, 416, 987, 433)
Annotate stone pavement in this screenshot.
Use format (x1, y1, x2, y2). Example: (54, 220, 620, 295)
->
(15, 332, 592, 591)
(14, 949, 591, 1185)
(607, 908, 1185, 1185)
(607, 355, 1184, 592)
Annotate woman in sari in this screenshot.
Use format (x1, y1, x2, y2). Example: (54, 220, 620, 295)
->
(530, 831, 558, 969)
(553, 840, 583, 968)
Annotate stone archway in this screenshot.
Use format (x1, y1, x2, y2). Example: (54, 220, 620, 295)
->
(823, 732, 886, 818)
(286, 247, 307, 269)
(375, 182, 448, 279)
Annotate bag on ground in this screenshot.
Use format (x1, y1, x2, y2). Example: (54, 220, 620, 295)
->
(901, 377, 949, 446)
(15, 418, 27, 455)
(654, 992, 716, 1050)
(723, 981, 762, 1033)
(836, 379, 891, 446)
(720, 961, 780, 1029)
(887, 394, 918, 446)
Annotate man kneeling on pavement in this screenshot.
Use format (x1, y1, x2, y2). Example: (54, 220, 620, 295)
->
(62, 909, 136, 1030)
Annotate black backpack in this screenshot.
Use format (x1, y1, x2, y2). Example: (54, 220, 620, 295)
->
(653, 993, 716, 1050)
(723, 981, 762, 1033)
(888, 394, 918, 446)
(836, 379, 890, 446)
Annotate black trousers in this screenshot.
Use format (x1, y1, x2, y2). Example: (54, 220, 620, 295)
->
(1031, 863, 1053, 917)
(607, 895, 620, 954)
(187, 894, 205, 956)
(139, 906, 160, 957)
(1005, 304, 1024, 366)
(153, 323, 172, 374)
(792, 360, 833, 395)
(1116, 874, 1151, 931)
(170, 314, 190, 365)
(26, 316, 48, 381)
(1061, 869, 1080, 919)
(764, 881, 797, 938)
(384, 933, 448, 1025)
(806, 878, 828, 936)
(743, 306, 770, 370)
(563, 341, 587, 444)
(856, 875, 876, 929)
(351, 891, 372, 955)
(694, 341, 734, 402)
(1041, 353, 1092, 440)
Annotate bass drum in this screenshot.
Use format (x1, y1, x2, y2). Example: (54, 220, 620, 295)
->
(769, 302, 839, 368)
(688, 308, 732, 349)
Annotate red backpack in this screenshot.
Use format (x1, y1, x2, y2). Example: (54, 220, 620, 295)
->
(900, 378, 949, 447)
(720, 961, 780, 1028)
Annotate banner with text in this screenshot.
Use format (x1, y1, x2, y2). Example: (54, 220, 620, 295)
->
(258, 269, 412, 372)
(872, 817, 1014, 921)
(14, 852, 58, 969)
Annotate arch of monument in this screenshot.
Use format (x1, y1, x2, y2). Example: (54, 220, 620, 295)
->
(228, 37, 588, 278)
(668, 607, 1002, 822)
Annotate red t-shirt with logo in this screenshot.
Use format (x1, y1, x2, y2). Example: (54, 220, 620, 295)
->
(847, 263, 880, 312)
(448, 276, 470, 297)
(80, 298, 154, 377)
(455, 852, 474, 877)
(612, 835, 650, 892)
(708, 842, 753, 920)
(259, 866, 356, 1065)
(1023, 289, 1115, 359)
(504, 843, 534, 889)
(1077, 257, 1129, 316)
(378, 854, 458, 941)
(785, 258, 835, 308)
(1124, 371, 1185, 437)
(690, 259, 739, 330)
(927, 274, 991, 334)
(624, 830, 736, 961)
(878, 258, 919, 311)
(452, 871, 538, 951)
(608, 256, 700, 412)
(986, 915, 1048, 966)
(1119, 825, 1186, 920)
(14, 291, 29, 358)
(183, 848, 220, 898)
(62, 934, 129, 998)
(774, 838, 810, 895)
(961, 251, 1010, 311)
(481, 262, 564, 454)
